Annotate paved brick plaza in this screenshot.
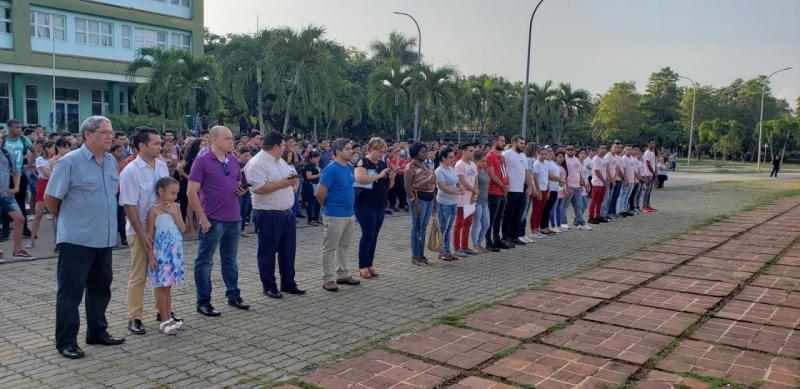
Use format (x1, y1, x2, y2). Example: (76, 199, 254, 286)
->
(1, 181, 799, 388)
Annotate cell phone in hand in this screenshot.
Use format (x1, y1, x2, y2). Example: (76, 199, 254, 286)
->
(241, 183, 253, 189)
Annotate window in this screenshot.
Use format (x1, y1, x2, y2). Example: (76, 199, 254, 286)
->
(171, 0, 190, 6)
(157, 31, 167, 50)
(30, 11, 66, 41)
(25, 86, 38, 125)
(121, 25, 131, 49)
(55, 88, 79, 101)
(119, 91, 126, 113)
(0, 6, 11, 34)
(0, 83, 9, 124)
(91, 90, 109, 116)
(134, 27, 156, 50)
(171, 32, 191, 52)
(76, 18, 113, 47)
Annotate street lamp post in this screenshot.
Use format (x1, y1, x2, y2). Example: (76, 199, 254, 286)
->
(678, 75, 697, 167)
(757, 66, 792, 172)
(520, 0, 545, 139)
(393, 11, 422, 141)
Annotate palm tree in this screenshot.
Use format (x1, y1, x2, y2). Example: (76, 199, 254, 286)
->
(128, 47, 220, 121)
(465, 74, 508, 139)
(527, 81, 557, 143)
(409, 63, 459, 139)
(555, 82, 590, 143)
(218, 30, 274, 133)
(367, 58, 411, 141)
(270, 25, 334, 134)
(369, 31, 418, 65)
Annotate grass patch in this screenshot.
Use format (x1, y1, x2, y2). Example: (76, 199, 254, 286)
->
(433, 302, 495, 327)
(677, 371, 760, 389)
(493, 344, 523, 360)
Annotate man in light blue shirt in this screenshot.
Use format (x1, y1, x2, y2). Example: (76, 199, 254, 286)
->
(45, 116, 125, 360)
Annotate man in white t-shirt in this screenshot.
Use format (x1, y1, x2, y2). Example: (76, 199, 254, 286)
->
(453, 143, 479, 256)
(616, 146, 635, 216)
(641, 140, 657, 212)
(588, 144, 608, 224)
(501, 136, 530, 245)
(600, 141, 621, 220)
(564, 143, 591, 230)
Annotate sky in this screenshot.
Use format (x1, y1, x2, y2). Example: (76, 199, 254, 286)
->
(205, 0, 800, 107)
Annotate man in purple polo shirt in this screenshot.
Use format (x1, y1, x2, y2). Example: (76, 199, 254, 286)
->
(187, 126, 250, 317)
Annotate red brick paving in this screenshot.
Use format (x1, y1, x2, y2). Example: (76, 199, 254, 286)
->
(646, 275, 737, 297)
(701, 249, 775, 263)
(633, 370, 711, 389)
(387, 325, 519, 369)
(584, 302, 697, 336)
(735, 285, 800, 309)
(482, 343, 637, 388)
(641, 243, 708, 256)
(714, 242, 784, 255)
(542, 320, 673, 365)
(677, 232, 729, 244)
(574, 267, 654, 285)
(656, 340, 774, 386)
(545, 277, 635, 300)
(661, 238, 719, 250)
(763, 358, 800, 389)
(447, 376, 515, 389)
(301, 349, 459, 389)
(668, 265, 752, 282)
(765, 264, 800, 278)
(620, 287, 721, 314)
(601, 258, 675, 274)
(625, 251, 694, 264)
(463, 305, 566, 339)
(777, 255, 800, 267)
(688, 257, 763, 272)
(501, 290, 603, 317)
(690, 317, 800, 357)
(751, 274, 800, 291)
(691, 227, 740, 238)
(714, 300, 800, 328)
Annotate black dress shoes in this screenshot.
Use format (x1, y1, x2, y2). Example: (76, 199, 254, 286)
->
(510, 238, 527, 245)
(281, 286, 306, 295)
(59, 345, 85, 359)
(264, 289, 283, 299)
(228, 298, 250, 310)
(86, 333, 125, 346)
(486, 244, 500, 252)
(128, 319, 145, 335)
(156, 311, 183, 323)
(197, 304, 221, 316)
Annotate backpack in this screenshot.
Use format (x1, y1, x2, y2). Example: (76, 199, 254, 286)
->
(0, 147, 14, 174)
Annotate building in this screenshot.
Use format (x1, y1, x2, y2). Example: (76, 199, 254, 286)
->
(0, 0, 204, 132)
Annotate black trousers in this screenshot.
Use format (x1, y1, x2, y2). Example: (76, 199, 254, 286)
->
(486, 194, 507, 246)
(252, 209, 297, 292)
(55, 243, 113, 351)
(540, 191, 558, 230)
(502, 191, 524, 240)
(770, 165, 780, 177)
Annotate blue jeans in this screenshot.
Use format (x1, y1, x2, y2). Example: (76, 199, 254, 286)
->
(581, 194, 589, 218)
(355, 202, 386, 269)
(239, 192, 252, 231)
(616, 183, 631, 214)
(518, 194, 531, 238)
(195, 219, 241, 306)
(566, 187, 586, 226)
(642, 176, 655, 208)
(551, 197, 565, 227)
(471, 203, 490, 246)
(252, 210, 296, 292)
(437, 204, 457, 255)
(410, 199, 434, 258)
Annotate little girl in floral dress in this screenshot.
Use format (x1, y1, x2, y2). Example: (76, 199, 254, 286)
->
(147, 177, 187, 335)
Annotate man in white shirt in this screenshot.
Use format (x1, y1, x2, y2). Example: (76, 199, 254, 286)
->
(564, 143, 591, 230)
(588, 144, 607, 224)
(501, 136, 530, 245)
(119, 127, 170, 335)
(641, 139, 657, 212)
(244, 131, 305, 299)
(600, 141, 621, 220)
(616, 146, 635, 217)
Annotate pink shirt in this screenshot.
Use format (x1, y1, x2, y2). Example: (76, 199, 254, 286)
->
(638, 159, 647, 178)
(642, 149, 655, 177)
(604, 153, 618, 182)
(565, 156, 583, 188)
(623, 156, 636, 184)
(591, 155, 605, 186)
(454, 159, 477, 207)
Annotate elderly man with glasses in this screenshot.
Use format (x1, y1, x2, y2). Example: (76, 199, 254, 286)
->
(187, 126, 251, 317)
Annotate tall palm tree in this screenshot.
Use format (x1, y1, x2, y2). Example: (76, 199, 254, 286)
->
(128, 47, 220, 121)
(270, 25, 334, 134)
(465, 74, 508, 139)
(367, 58, 411, 141)
(218, 30, 274, 133)
(527, 80, 557, 143)
(409, 63, 459, 138)
(555, 82, 590, 143)
(369, 31, 418, 65)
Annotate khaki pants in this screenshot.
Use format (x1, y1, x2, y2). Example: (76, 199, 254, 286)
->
(127, 234, 158, 320)
(321, 216, 354, 283)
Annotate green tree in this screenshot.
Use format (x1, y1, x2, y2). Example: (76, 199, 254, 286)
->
(408, 63, 459, 139)
(698, 118, 744, 164)
(218, 30, 274, 133)
(369, 31, 418, 65)
(128, 48, 220, 121)
(554, 82, 591, 144)
(367, 58, 411, 141)
(526, 80, 558, 143)
(463, 74, 509, 138)
(764, 117, 800, 162)
(641, 67, 682, 125)
(591, 82, 643, 142)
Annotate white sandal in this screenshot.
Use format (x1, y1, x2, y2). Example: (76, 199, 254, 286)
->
(159, 319, 179, 335)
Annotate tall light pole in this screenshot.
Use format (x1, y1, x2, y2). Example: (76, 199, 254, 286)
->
(520, 0, 545, 139)
(678, 75, 697, 166)
(757, 66, 792, 172)
(394, 11, 422, 141)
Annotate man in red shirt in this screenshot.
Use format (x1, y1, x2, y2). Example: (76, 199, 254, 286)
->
(485, 135, 510, 251)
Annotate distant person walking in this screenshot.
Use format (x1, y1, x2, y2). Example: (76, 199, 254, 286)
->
(770, 154, 781, 177)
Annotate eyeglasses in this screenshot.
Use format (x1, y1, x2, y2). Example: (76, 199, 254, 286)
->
(566, 148, 575, 151)
(222, 159, 230, 176)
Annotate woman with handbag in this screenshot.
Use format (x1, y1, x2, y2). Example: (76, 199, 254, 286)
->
(405, 142, 436, 266)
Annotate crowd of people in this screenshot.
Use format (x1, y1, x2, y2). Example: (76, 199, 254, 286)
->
(1, 116, 669, 360)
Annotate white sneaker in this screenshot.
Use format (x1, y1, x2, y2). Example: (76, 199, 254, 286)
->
(551, 227, 562, 233)
(560, 224, 570, 230)
(578, 225, 593, 231)
(529, 233, 545, 239)
(160, 319, 179, 335)
(519, 236, 532, 243)
(25, 240, 34, 249)
(45, 214, 53, 220)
